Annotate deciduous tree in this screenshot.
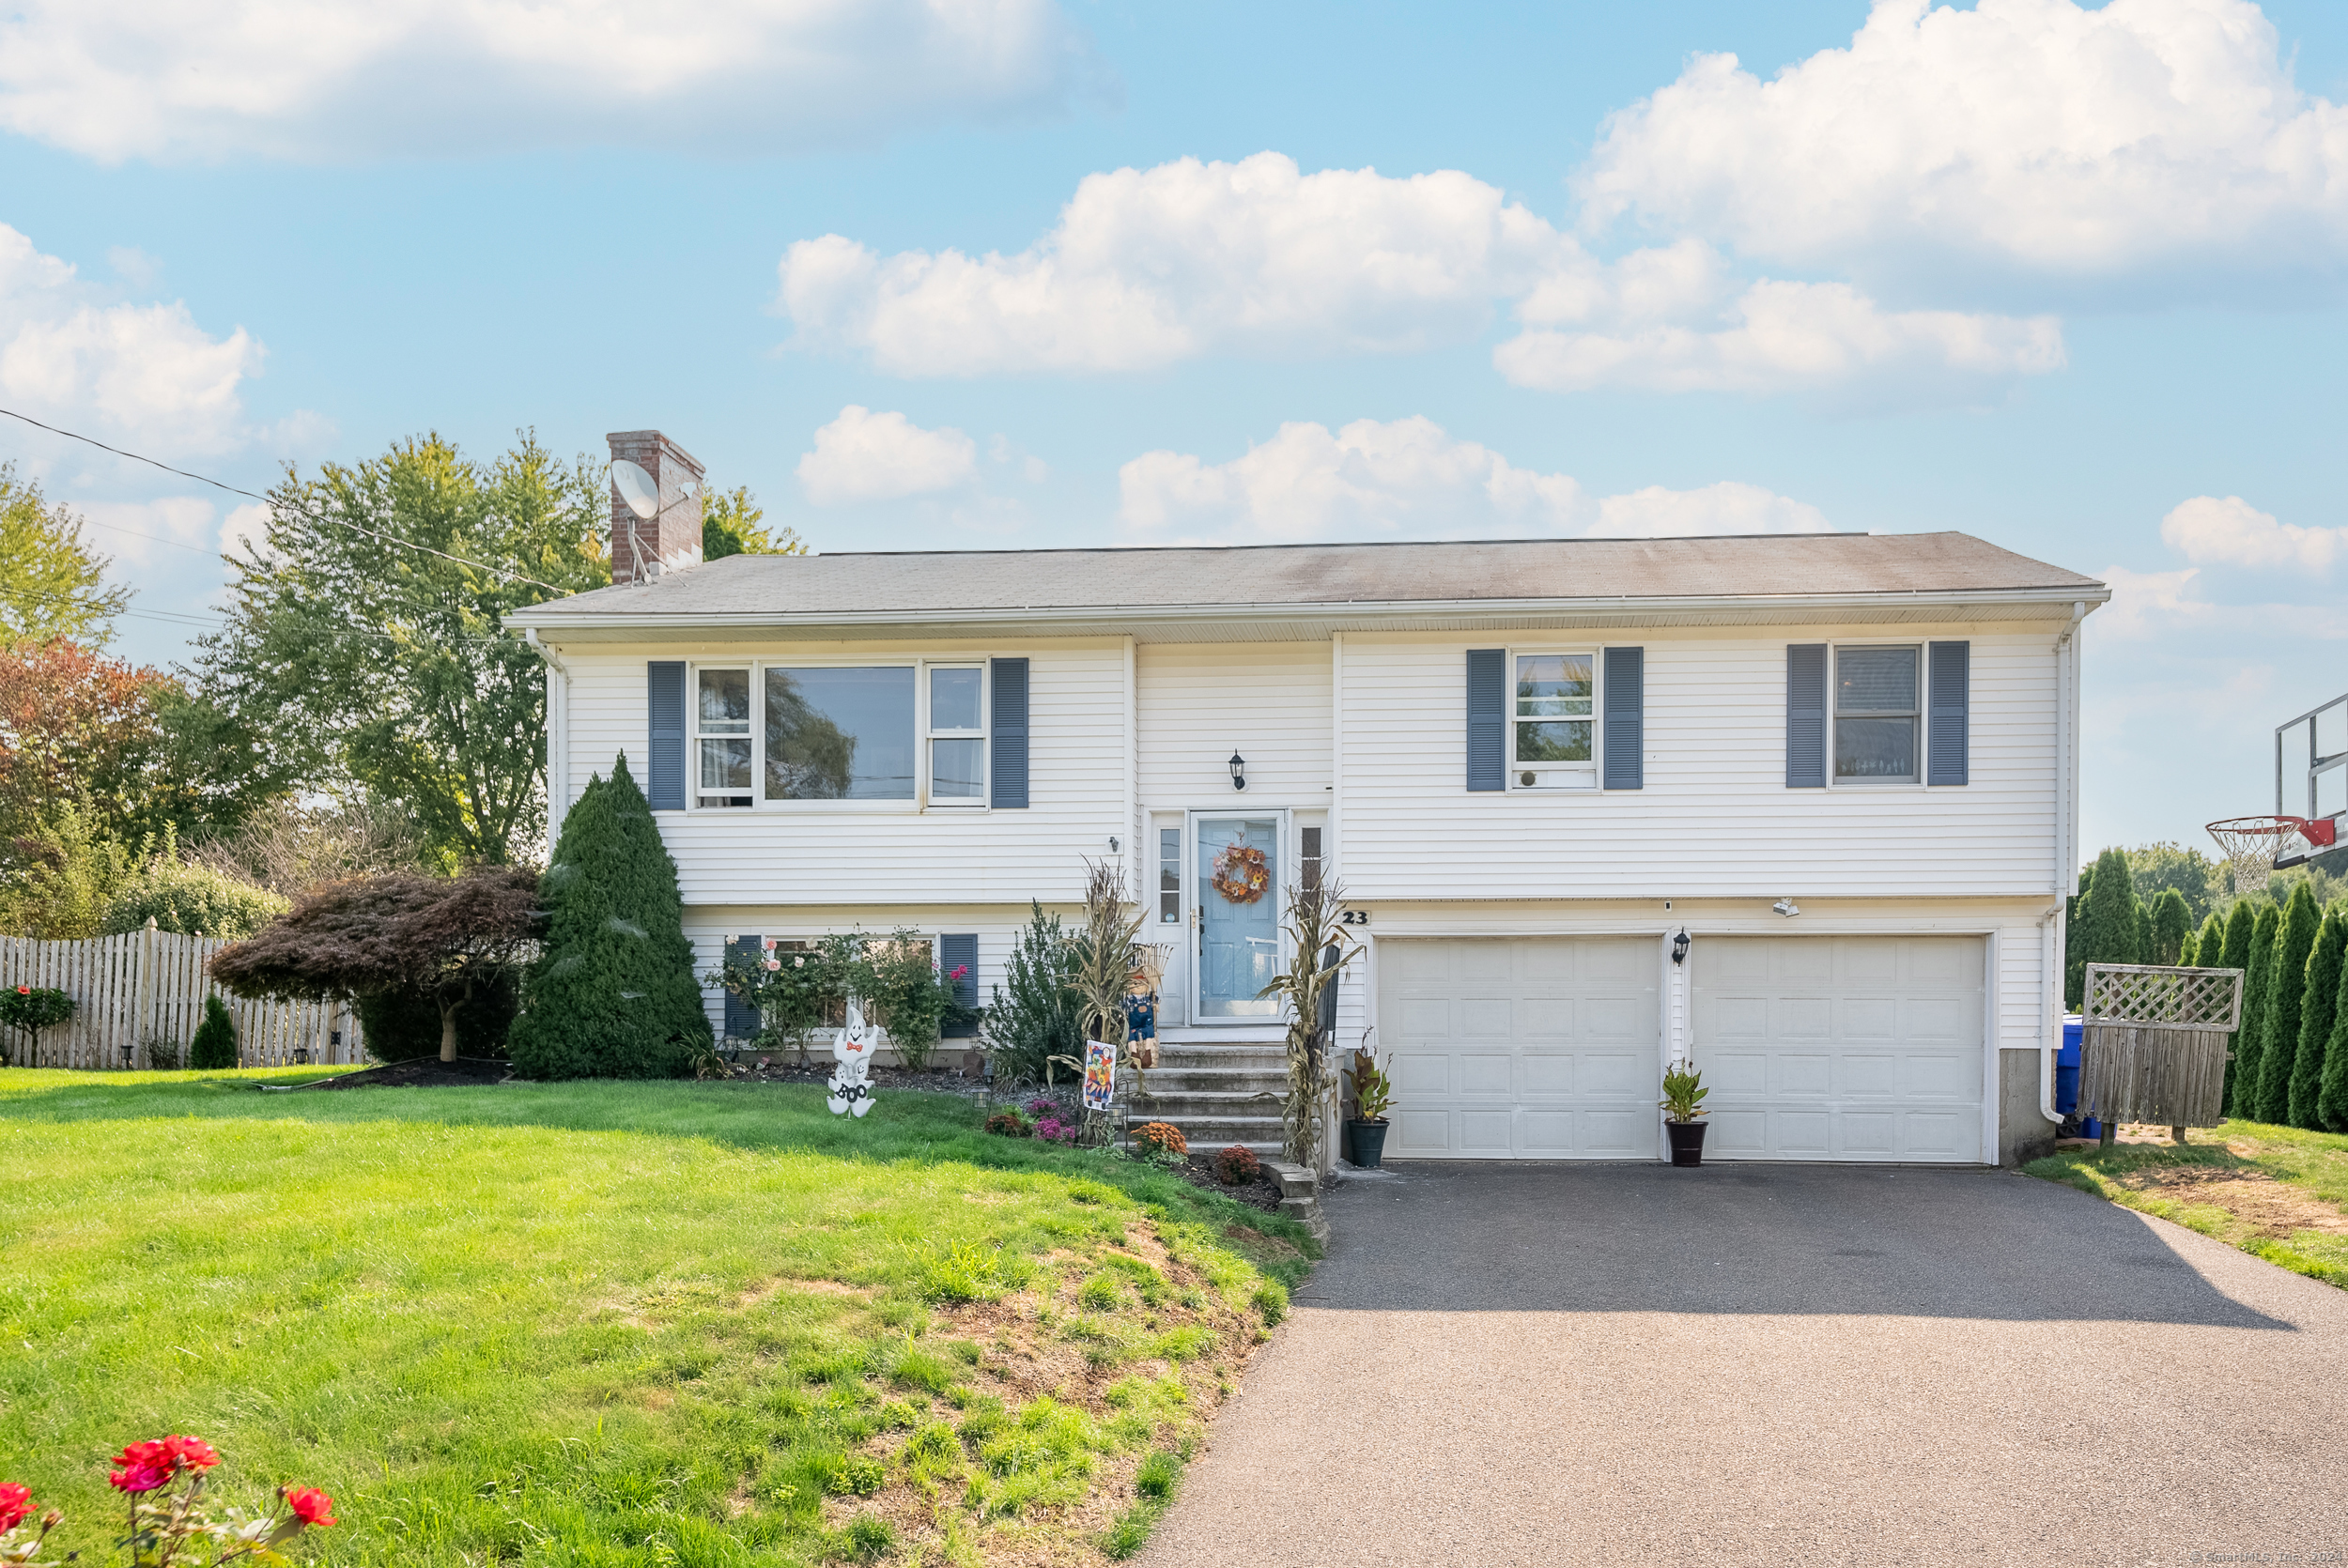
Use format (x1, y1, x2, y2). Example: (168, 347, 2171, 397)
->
(209, 866, 541, 1063)
(0, 465, 128, 647)
(195, 432, 607, 869)
(700, 485, 805, 561)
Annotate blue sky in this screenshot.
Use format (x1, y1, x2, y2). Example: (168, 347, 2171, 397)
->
(5, 0, 2348, 858)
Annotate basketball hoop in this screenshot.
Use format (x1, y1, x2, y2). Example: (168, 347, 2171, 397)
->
(2206, 816, 2338, 893)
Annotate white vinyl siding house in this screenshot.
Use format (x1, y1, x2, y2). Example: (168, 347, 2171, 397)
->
(513, 530, 2105, 1169)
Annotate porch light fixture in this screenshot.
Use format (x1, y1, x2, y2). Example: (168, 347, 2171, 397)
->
(1671, 929, 1691, 966)
(1772, 899, 1800, 917)
(1228, 751, 1247, 792)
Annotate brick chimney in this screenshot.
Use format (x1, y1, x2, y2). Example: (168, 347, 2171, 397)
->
(607, 430, 706, 586)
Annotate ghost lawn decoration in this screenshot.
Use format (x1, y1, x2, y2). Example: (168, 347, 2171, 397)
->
(827, 999, 877, 1117)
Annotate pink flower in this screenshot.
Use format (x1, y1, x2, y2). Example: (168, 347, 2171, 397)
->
(949, 966, 969, 981)
(109, 1437, 219, 1492)
(283, 1487, 336, 1528)
(0, 1483, 32, 1532)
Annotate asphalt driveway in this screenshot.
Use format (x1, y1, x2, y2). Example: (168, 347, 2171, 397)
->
(1140, 1161, 2348, 1567)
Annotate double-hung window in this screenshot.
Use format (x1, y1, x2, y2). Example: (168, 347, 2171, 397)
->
(927, 666, 986, 806)
(1833, 645, 1920, 784)
(691, 660, 992, 808)
(1512, 652, 1599, 790)
(695, 668, 754, 807)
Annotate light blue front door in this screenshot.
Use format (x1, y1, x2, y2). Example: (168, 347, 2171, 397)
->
(1197, 817, 1280, 1019)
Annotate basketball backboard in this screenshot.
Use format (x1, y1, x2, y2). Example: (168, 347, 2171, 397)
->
(2276, 689, 2348, 863)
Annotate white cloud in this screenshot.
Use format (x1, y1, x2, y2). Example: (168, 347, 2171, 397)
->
(1498, 275, 2062, 394)
(0, 223, 264, 455)
(1116, 416, 1832, 544)
(2160, 494, 2348, 574)
(2093, 563, 2210, 640)
(1578, 0, 2348, 282)
(781, 153, 1566, 377)
(0, 0, 1103, 163)
(221, 502, 273, 558)
(780, 153, 2057, 398)
(796, 405, 979, 506)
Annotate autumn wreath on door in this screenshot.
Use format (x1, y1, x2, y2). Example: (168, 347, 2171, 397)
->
(1210, 841, 1271, 904)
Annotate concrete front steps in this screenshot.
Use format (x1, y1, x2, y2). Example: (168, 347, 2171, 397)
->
(1125, 1040, 1288, 1156)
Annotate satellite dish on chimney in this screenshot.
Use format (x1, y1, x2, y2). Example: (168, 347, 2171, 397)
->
(610, 459, 660, 520)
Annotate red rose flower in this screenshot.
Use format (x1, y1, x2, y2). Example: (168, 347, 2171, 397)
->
(158, 1437, 218, 1471)
(12, 986, 25, 996)
(0, 1483, 32, 1531)
(109, 1460, 170, 1493)
(108, 1437, 219, 1492)
(282, 1487, 336, 1528)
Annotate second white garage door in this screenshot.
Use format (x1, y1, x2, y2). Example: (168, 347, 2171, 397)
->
(1382, 937, 1660, 1160)
(1691, 935, 1985, 1162)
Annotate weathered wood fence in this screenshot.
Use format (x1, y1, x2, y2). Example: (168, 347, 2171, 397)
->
(0, 927, 366, 1070)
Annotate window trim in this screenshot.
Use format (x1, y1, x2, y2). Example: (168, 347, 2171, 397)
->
(1505, 646, 1602, 792)
(1829, 640, 1926, 790)
(683, 656, 998, 813)
(924, 662, 989, 809)
(691, 665, 755, 809)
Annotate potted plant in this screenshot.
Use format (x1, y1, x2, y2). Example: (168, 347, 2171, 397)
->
(1661, 1061, 1708, 1166)
(1343, 1046, 1392, 1168)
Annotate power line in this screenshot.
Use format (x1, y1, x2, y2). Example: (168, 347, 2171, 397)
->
(0, 405, 579, 592)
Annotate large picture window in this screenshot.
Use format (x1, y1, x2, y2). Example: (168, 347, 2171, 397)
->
(1512, 652, 1598, 790)
(764, 667, 917, 801)
(695, 668, 753, 808)
(1834, 645, 1920, 784)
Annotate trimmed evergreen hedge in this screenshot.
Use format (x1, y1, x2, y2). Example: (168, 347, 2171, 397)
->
(506, 755, 710, 1081)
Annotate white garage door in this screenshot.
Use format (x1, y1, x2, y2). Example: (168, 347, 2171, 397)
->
(1381, 937, 1660, 1160)
(1692, 935, 1985, 1163)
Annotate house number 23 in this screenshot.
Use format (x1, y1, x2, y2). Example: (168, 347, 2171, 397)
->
(1339, 910, 1371, 926)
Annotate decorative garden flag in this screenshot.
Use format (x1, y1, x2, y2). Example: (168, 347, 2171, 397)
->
(1082, 1037, 1117, 1111)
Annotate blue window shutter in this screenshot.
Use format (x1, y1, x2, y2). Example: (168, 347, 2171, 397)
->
(648, 661, 687, 810)
(1466, 649, 1506, 792)
(940, 933, 980, 1038)
(1928, 640, 1970, 786)
(1603, 647, 1645, 790)
(723, 935, 760, 1041)
(1786, 644, 1828, 789)
(991, 657, 1029, 808)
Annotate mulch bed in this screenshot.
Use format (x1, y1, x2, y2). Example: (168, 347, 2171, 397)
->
(297, 1056, 514, 1090)
(1160, 1151, 1284, 1214)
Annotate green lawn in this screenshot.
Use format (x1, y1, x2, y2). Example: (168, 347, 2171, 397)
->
(0, 1068, 1312, 1568)
(2023, 1118, 2348, 1287)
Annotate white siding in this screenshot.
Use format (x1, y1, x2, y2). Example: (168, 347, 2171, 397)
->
(1138, 640, 1331, 808)
(563, 639, 1126, 909)
(1336, 626, 2061, 900)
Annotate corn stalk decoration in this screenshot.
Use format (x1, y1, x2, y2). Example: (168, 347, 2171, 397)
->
(1066, 859, 1146, 1145)
(1256, 876, 1359, 1170)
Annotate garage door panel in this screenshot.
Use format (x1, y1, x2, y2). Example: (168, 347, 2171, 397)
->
(1457, 1053, 1512, 1096)
(1379, 937, 1661, 1161)
(1695, 935, 1985, 1165)
(1522, 1053, 1574, 1096)
(1578, 1052, 1646, 1097)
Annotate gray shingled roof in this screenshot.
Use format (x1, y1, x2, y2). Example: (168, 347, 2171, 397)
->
(514, 532, 2103, 626)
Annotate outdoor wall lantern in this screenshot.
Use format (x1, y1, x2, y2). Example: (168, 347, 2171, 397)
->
(1671, 929, 1691, 966)
(1228, 752, 1247, 792)
(1772, 898, 1801, 918)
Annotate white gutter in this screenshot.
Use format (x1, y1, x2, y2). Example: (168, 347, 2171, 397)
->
(524, 629, 571, 863)
(2041, 601, 2089, 1130)
(507, 584, 2113, 636)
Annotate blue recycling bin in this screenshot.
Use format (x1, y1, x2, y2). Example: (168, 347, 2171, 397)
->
(2056, 1014, 2100, 1138)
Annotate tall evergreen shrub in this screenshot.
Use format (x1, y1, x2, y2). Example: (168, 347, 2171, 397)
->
(2253, 884, 2321, 1124)
(507, 755, 710, 1080)
(188, 994, 238, 1069)
(2186, 912, 2223, 968)
(2150, 889, 2192, 964)
(2232, 903, 2279, 1117)
(985, 899, 1084, 1085)
(2320, 957, 2348, 1131)
(2219, 899, 2256, 972)
(2290, 908, 2346, 1128)
(2076, 848, 2141, 981)
(2063, 864, 2092, 1009)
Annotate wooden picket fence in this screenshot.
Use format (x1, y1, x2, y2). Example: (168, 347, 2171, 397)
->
(0, 926, 366, 1070)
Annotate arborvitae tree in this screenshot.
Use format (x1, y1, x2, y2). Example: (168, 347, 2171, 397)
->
(2232, 903, 2280, 1118)
(2077, 848, 2142, 986)
(2220, 899, 2256, 972)
(2150, 888, 2192, 964)
(2129, 899, 2152, 964)
(2289, 907, 2346, 1129)
(2064, 863, 2093, 1008)
(188, 993, 239, 1069)
(2186, 912, 2224, 968)
(2253, 883, 2322, 1124)
(507, 754, 710, 1080)
(2320, 955, 2348, 1131)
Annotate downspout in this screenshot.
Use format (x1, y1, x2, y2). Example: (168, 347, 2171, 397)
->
(525, 628, 570, 864)
(2042, 601, 2087, 1128)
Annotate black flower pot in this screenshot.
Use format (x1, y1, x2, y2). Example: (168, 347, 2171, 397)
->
(1348, 1119, 1389, 1169)
(1665, 1119, 1708, 1167)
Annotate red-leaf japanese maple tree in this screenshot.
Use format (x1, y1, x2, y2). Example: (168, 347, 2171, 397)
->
(209, 867, 540, 1063)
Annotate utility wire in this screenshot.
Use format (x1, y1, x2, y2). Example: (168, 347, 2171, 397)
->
(0, 405, 578, 592)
